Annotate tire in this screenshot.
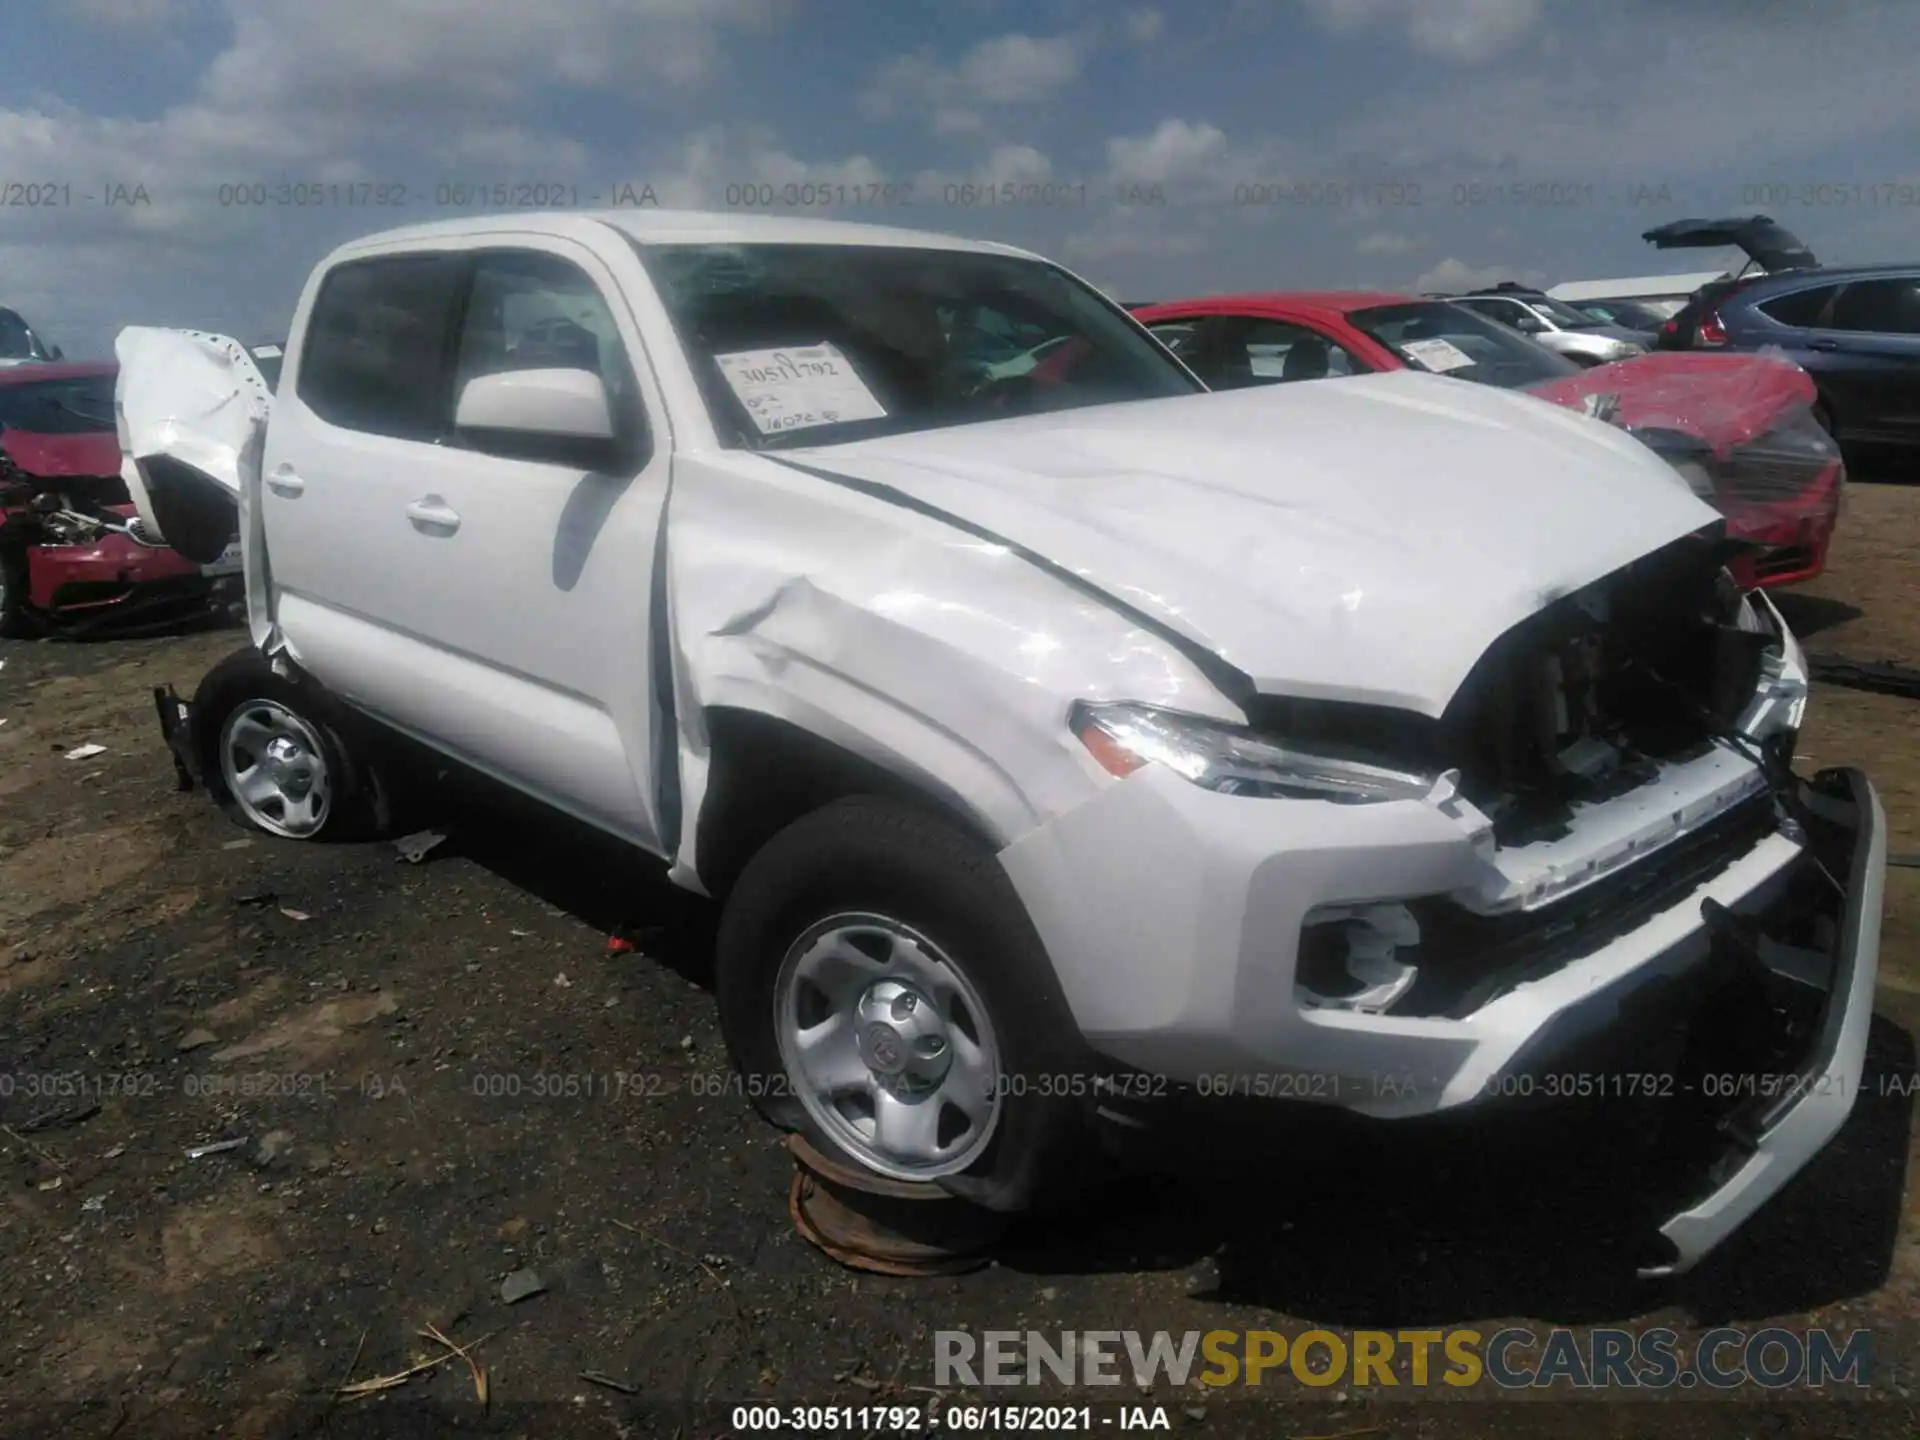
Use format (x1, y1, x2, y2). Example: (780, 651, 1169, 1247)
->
(0, 546, 36, 639)
(715, 796, 1094, 1213)
(191, 646, 390, 841)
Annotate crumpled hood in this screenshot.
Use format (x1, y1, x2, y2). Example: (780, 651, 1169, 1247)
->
(782, 369, 1718, 716)
(0, 429, 122, 479)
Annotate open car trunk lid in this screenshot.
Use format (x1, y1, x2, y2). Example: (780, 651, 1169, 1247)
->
(1641, 216, 1820, 274)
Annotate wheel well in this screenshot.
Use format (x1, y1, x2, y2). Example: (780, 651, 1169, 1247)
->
(692, 706, 1002, 899)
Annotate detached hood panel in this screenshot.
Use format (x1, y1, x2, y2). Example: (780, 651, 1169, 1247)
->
(785, 371, 1718, 716)
(113, 326, 275, 646)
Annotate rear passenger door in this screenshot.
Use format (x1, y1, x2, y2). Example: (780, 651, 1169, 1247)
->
(263, 239, 677, 853)
(1800, 276, 1920, 443)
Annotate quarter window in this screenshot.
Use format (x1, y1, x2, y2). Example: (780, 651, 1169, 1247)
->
(1756, 285, 1837, 328)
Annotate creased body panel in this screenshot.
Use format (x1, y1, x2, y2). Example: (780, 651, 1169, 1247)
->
(786, 371, 1718, 716)
(660, 451, 1239, 884)
(114, 327, 274, 649)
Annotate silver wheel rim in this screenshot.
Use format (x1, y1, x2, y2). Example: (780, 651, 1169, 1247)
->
(219, 699, 332, 838)
(773, 912, 1003, 1181)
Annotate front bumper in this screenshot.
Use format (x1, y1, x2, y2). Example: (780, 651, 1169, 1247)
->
(1000, 763, 1884, 1274)
(26, 532, 236, 633)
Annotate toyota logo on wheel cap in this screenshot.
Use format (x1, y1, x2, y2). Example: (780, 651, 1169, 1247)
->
(864, 1022, 904, 1073)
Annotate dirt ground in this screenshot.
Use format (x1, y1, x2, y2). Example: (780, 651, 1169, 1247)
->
(3, 481, 1920, 1440)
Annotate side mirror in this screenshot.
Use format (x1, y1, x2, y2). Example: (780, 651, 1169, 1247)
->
(454, 368, 614, 441)
(47, 344, 63, 361)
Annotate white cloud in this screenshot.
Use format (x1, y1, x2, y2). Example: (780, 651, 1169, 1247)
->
(1300, 0, 1543, 60)
(1331, 4, 1920, 183)
(1107, 119, 1229, 186)
(1356, 230, 1419, 255)
(1058, 212, 1209, 265)
(651, 127, 888, 210)
(1123, 8, 1165, 44)
(1413, 257, 1547, 292)
(862, 33, 1085, 135)
(63, 0, 177, 25)
(913, 143, 1055, 196)
(0, 0, 793, 353)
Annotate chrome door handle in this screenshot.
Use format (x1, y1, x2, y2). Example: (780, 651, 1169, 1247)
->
(266, 469, 305, 497)
(406, 496, 461, 534)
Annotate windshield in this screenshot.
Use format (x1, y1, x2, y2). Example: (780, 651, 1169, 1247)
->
(1349, 301, 1581, 389)
(1523, 295, 1605, 329)
(0, 373, 117, 433)
(632, 242, 1201, 449)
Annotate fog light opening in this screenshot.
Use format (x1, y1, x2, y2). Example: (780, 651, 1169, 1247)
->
(1296, 902, 1421, 1014)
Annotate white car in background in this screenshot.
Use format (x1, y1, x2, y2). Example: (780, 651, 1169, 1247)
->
(114, 209, 1884, 1278)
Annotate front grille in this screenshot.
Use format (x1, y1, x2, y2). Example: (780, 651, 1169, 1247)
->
(1398, 791, 1781, 1018)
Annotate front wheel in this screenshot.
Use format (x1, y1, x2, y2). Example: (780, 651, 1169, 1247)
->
(191, 647, 389, 841)
(715, 796, 1094, 1212)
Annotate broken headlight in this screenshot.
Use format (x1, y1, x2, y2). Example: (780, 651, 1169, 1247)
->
(1070, 701, 1439, 803)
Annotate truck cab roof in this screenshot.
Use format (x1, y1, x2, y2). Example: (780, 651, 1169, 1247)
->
(326, 208, 1045, 262)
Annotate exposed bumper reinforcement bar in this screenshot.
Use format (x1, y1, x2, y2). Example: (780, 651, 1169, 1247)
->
(1641, 766, 1886, 1276)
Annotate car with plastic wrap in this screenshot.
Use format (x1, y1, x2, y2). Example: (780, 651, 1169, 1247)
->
(1134, 292, 1845, 588)
(0, 361, 242, 637)
(117, 211, 1885, 1278)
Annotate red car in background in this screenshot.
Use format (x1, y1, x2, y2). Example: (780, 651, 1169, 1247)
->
(0, 362, 241, 637)
(1130, 292, 1844, 589)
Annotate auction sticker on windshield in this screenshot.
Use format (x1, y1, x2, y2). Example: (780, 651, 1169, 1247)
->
(713, 343, 887, 434)
(1400, 337, 1475, 373)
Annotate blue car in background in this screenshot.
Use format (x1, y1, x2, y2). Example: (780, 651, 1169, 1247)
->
(1651, 220, 1920, 458)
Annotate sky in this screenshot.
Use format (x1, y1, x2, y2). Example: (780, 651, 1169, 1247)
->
(5, 0, 1920, 357)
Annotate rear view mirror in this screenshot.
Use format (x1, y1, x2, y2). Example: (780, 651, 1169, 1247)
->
(455, 368, 615, 441)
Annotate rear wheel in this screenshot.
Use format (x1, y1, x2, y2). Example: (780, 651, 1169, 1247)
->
(191, 647, 389, 841)
(715, 796, 1094, 1211)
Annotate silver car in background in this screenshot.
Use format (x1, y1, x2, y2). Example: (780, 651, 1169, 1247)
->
(1450, 287, 1654, 367)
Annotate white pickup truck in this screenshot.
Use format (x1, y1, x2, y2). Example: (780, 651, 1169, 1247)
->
(115, 209, 1884, 1276)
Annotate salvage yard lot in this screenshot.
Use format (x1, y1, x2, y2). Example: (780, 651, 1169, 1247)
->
(3, 485, 1919, 1438)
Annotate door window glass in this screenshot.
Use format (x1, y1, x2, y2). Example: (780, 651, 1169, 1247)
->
(1828, 278, 1920, 335)
(1213, 318, 1363, 388)
(1756, 285, 1837, 328)
(297, 254, 467, 440)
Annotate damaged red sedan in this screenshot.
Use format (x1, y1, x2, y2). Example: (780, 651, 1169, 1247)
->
(1133, 293, 1844, 589)
(0, 362, 241, 637)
